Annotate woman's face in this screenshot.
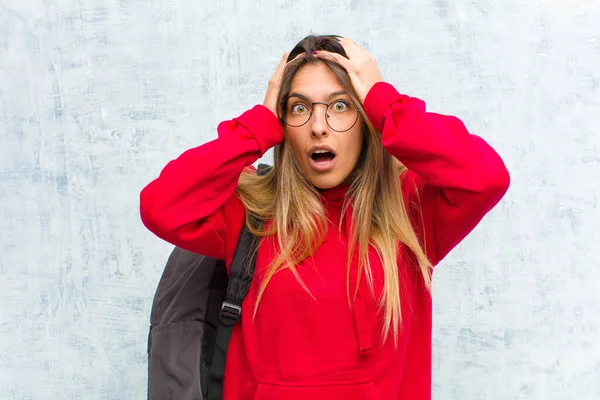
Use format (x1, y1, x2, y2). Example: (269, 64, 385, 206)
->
(284, 62, 363, 190)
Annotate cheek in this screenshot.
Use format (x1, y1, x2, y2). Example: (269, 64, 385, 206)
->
(286, 129, 299, 149)
(344, 129, 364, 161)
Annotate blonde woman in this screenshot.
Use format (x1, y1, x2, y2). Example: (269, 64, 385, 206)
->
(140, 35, 510, 400)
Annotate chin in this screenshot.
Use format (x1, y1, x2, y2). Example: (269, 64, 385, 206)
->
(306, 172, 348, 190)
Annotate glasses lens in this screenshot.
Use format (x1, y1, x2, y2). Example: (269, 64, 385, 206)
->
(282, 96, 359, 131)
(326, 100, 359, 132)
(283, 96, 311, 127)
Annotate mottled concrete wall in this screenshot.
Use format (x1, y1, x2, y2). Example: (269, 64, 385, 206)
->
(1, 0, 599, 399)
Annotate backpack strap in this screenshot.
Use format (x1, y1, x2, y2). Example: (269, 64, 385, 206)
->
(207, 164, 271, 399)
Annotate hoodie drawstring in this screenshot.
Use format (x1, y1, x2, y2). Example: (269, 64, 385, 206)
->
(344, 206, 373, 355)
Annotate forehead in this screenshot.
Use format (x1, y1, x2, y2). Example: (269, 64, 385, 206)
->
(290, 62, 346, 98)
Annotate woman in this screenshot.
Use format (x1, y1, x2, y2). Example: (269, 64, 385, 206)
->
(140, 35, 510, 400)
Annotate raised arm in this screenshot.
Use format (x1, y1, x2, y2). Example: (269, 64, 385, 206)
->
(139, 105, 283, 259)
(364, 82, 510, 264)
(317, 40, 509, 264)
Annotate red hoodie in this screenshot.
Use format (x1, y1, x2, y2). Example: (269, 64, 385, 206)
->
(140, 82, 510, 399)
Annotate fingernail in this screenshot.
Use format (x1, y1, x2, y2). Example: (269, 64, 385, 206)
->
(313, 51, 318, 55)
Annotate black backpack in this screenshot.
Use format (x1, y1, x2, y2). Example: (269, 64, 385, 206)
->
(147, 164, 270, 400)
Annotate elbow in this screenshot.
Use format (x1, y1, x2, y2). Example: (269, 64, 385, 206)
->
(139, 185, 168, 237)
(481, 159, 510, 203)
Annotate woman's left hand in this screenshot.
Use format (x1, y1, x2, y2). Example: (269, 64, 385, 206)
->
(314, 37, 384, 103)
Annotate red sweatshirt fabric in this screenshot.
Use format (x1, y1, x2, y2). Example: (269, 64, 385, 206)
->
(140, 82, 510, 399)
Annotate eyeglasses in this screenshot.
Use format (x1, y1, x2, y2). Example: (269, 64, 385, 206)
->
(281, 95, 361, 132)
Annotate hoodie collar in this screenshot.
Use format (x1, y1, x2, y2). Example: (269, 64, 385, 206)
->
(318, 183, 350, 210)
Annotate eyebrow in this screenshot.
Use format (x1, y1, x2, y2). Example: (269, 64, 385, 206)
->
(288, 90, 349, 102)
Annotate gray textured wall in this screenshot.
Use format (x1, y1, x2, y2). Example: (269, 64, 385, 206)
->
(1, 0, 599, 399)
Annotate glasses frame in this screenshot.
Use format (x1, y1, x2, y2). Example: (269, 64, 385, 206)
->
(280, 96, 362, 133)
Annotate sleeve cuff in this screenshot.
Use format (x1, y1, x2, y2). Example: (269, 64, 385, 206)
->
(363, 82, 403, 132)
(235, 105, 285, 156)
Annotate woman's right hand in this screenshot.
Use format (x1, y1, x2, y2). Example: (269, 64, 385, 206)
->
(263, 52, 304, 117)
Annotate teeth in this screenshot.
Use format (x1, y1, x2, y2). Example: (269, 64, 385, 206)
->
(310, 148, 335, 166)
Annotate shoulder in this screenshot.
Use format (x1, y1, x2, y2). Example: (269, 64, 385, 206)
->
(223, 164, 272, 267)
(399, 168, 423, 209)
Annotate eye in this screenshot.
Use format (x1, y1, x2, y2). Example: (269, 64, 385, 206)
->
(331, 100, 350, 112)
(291, 103, 309, 114)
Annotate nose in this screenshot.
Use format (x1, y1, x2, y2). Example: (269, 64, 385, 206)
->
(310, 103, 329, 137)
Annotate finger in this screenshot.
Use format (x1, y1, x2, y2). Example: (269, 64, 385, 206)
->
(274, 52, 305, 79)
(314, 50, 354, 71)
(274, 52, 290, 74)
(338, 37, 369, 57)
(288, 52, 306, 64)
(270, 53, 293, 85)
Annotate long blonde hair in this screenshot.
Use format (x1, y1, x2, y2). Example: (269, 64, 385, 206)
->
(236, 35, 432, 344)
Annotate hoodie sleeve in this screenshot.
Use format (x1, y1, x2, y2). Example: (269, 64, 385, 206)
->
(363, 82, 510, 265)
(139, 105, 284, 260)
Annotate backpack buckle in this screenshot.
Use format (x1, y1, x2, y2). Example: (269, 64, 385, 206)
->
(219, 301, 241, 326)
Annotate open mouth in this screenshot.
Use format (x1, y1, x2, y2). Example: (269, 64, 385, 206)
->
(310, 150, 336, 164)
(308, 148, 337, 171)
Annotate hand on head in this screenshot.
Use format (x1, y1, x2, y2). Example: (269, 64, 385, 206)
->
(263, 52, 305, 117)
(263, 37, 383, 116)
(314, 37, 383, 104)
